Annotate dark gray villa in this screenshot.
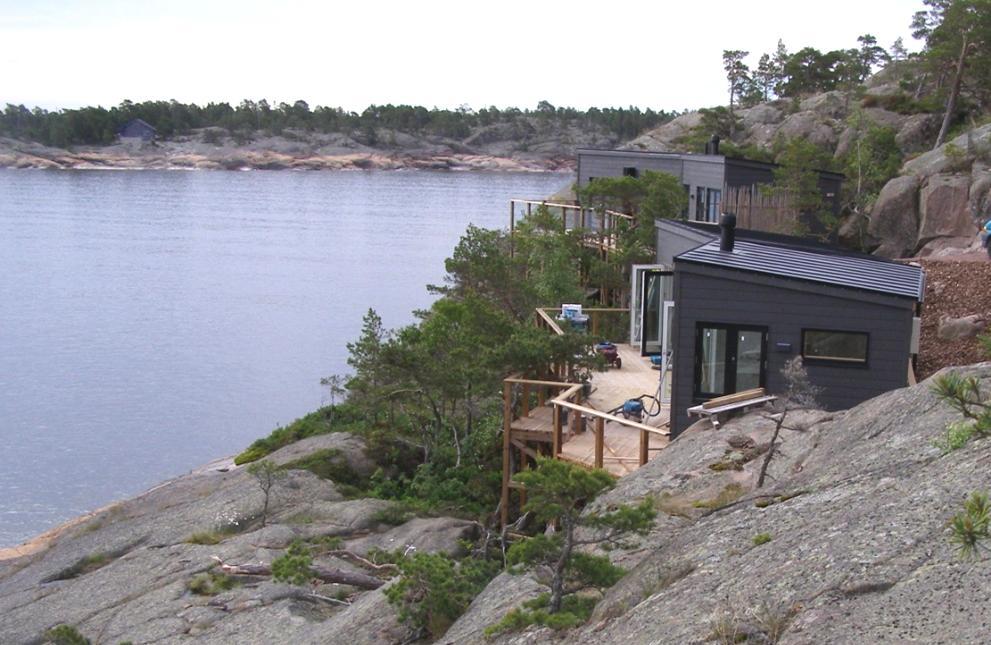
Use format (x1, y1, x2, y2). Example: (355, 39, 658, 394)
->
(117, 118, 157, 142)
(577, 144, 844, 223)
(633, 217, 924, 437)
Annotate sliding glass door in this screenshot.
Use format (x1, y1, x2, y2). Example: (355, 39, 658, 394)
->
(630, 265, 671, 355)
(638, 268, 673, 356)
(694, 323, 768, 399)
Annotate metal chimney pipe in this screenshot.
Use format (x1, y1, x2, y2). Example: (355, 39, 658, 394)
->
(710, 134, 720, 156)
(719, 213, 736, 252)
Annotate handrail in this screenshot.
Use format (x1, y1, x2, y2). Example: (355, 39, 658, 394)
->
(510, 198, 635, 221)
(503, 376, 577, 388)
(535, 308, 566, 335)
(550, 397, 669, 436)
(536, 307, 630, 339)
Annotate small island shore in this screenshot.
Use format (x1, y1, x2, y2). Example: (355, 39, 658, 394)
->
(0, 135, 577, 173)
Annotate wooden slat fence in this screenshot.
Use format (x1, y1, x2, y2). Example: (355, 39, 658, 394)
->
(722, 185, 800, 234)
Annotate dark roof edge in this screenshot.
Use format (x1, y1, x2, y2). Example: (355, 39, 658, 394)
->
(673, 254, 923, 302)
(576, 147, 722, 160)
(658, 218, 897, 264)
(723, 155, 845, 179)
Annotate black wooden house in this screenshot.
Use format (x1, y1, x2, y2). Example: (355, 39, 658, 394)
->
(645, 217, 924, 437)
(117, 119, 156, 142)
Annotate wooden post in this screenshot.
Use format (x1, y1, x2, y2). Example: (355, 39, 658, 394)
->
(509, 201, 515, 258)
(527, 202, 532, 219)
(639, 429, 649, 466)
(552, 404, 562, 457)
(537, 386, 545, 408)
(521, 383, 530, 418)
(595, 417, 604, 469)
(501, 381, 512, 528)
(591, 311, 599, 336)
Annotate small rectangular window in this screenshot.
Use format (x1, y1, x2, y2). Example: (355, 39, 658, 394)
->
(802, 329, 868, 364)
(623, 166, 639, 178)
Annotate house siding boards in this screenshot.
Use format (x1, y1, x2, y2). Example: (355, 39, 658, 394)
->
(655, 220, 712, 266)
(669, 262, 916, 437)
(724, 158, 775, 188)
(576, 149, 685, 187)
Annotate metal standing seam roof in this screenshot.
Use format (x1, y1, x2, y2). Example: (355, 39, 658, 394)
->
(675, 240, 925, 301)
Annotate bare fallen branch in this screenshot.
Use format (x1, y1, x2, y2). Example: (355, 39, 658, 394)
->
(212, 557, 384, 590)
(325, 550, 400, 572)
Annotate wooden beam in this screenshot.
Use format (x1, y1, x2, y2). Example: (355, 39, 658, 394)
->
(518, 443, 528, 509)
(552, 405, 562, 457)
(511, 439, 540, 461)
(595, 417, 604, 469)
(501, 381, 512, 528)
(551, 399, 670, 436)
(503, 377, 570, 388)
(509, 201, 515, 258)
(702, 388, 767, 410)
(509, 429, 555, 443)
(639, 429, 649, 466)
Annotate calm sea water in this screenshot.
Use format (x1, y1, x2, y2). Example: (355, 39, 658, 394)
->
(0, 169, 568, 546)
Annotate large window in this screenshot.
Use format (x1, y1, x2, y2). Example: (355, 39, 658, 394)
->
(802, 329, 869, 364)
(694, 323, 768, 399)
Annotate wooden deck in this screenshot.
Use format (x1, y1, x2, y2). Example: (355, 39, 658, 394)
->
(508, 344, 670, 477)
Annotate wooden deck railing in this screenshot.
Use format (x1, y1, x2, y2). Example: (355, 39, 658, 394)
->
(500, 305, 666, 526)
(536, 307, 629, 338)
(509, 199, 634, 256)
(548, 384, 668, 469)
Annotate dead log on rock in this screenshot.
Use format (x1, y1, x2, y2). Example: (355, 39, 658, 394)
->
(213, 557, 384, 590)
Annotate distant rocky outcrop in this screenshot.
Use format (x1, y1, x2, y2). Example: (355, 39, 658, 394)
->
(0, 115, 624, 173)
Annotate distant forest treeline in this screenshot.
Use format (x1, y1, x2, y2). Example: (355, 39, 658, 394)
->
(0, 100, 676, 149)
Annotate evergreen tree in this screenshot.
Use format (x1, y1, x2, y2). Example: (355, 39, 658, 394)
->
(505, 459, 655, 615)
(913, 0, 991, 147)
(722, 50, 751, 113)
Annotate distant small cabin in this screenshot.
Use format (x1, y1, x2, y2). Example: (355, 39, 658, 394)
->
(118, 119, 156, 142)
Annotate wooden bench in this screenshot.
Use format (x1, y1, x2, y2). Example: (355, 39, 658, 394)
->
(687, 388, 777, 429)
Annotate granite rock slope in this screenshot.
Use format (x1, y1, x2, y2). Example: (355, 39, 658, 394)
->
(456, 366, 991, 644)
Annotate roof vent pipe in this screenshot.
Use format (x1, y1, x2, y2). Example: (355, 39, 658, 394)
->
(719, 213, 736, 252)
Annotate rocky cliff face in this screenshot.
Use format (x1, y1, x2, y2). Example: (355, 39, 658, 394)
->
(870, 128, 991, 258)
(448, 365, 991, 644)
(0, 433, 476, 644)
(628, 63, 991, 260)
(3, 368, 989, 643)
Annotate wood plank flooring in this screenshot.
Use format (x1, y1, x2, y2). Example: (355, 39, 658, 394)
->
(510, 345, 671, 476)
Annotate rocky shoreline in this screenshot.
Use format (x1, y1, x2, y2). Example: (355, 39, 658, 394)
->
(0, 135, 578, 173)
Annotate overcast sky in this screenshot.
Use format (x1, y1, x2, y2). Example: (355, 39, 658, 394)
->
(2, 0, 924, 113)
